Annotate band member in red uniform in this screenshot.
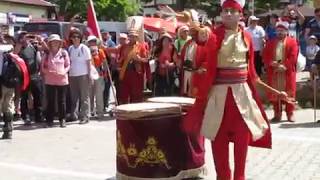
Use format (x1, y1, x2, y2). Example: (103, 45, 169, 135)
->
(180, 22, 209, 97)
(183, 0, 291, 179)
(117, 30, 148, 104)
(263, 21, 298, 122)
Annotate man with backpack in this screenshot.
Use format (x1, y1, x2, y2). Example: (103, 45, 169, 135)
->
(15, 32, 43, 125)
(0, 43, 29, 139)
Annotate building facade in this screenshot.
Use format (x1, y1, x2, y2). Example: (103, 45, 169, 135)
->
(0, 0, 55, 36)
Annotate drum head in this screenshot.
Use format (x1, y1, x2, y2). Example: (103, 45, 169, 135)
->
(147, 97, 195, 107)
(115, 102, 181, 120)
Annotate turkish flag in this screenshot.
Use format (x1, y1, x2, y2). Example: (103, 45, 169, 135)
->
(87, 0, 101, 39)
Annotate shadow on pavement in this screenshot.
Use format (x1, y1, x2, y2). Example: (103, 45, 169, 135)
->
(13, 123, 46, 131)
(279, 122, 320, 129)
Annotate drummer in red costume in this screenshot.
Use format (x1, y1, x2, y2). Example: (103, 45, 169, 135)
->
(263, 21, 298, 122)
(183, 0, 291, 179)
(117, 30, 148, 104)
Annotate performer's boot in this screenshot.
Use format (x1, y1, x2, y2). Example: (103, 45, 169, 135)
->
(2, 112, 13, 139)
(286, 102, 295, 122)
(271, 102, 282, 122)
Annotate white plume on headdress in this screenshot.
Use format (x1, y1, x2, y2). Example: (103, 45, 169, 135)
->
(220, 0, 245, 8)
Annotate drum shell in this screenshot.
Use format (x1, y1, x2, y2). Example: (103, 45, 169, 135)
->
(116, 114, 204, 179)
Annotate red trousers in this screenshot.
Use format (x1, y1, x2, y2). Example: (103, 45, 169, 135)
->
(272, 100, 295, 118)
(119, 70, 144, 104)
(186, 134, 205, 169)
(211, 88, 251, 180)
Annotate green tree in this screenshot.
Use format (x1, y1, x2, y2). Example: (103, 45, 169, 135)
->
(48, 0, 139, 21)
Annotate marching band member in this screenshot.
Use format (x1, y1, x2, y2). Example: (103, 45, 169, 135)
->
(183, 0, 291, 179)
(263, 21, 298, 122)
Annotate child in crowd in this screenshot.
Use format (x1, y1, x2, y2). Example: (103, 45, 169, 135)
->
(306, 35, 320, 80)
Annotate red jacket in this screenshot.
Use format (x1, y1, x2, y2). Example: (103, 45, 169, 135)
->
(263, 36, 298, 99)
(182, 26, 272, 149)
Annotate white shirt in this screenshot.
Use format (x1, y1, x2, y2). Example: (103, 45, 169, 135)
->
(245, 25, 265, 51)
(68, 44, 91, 77)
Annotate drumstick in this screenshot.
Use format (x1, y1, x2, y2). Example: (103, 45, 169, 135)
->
(256, 77, 293, 104)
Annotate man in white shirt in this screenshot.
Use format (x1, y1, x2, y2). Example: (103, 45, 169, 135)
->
(245, 16, 266, 76)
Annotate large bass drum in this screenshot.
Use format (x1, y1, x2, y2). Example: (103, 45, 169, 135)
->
(115, 102, 205, 179)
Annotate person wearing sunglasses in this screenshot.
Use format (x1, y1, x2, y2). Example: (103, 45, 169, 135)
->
(67, 29, 92, 124)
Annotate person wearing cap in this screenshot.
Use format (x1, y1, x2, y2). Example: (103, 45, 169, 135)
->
(103, 33, 129, 106)
(183, 0, 291, 179)
(306, 35, 320, 80)
(153, 33, 177, 96)
(41, 34, 70, 128)
(116, 30, 148, 104)
(263, 21, 298, 123)
(101, 29, 116, 48)
(245, 15, 266, 77)
(179, 23, 208, 97)
(174, 25, 191, 55)
(305, 8, 320, 46)
(86, 35, 107, 119)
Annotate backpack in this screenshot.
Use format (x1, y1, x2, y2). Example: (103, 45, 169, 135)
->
(1, 52, 22, 88)
(68, 45, 85, 58)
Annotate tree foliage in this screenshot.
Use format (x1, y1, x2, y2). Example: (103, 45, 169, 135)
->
(48, 0, 139, 21)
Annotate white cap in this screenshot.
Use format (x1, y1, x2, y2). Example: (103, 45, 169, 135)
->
(119, 33, 128, 39)
(221, 0, 245, 8)
(47, 34, 62, 42)
(249, 15, 260, 21)
(309, 35, 318, 40)
(276, 21, 289, 30)
(87, 35, 97, 42)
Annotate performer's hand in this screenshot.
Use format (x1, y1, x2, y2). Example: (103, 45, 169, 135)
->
(278, 91, 295, 104)
(133, 54, 140, 62)
(277, 64, 287, 72)
(278, 91, 288, 100)
(271, 62, 279, 68)
(196, 68, 207, 74)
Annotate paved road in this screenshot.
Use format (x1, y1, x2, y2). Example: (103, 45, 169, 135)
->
(0, 108, 320, 180)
